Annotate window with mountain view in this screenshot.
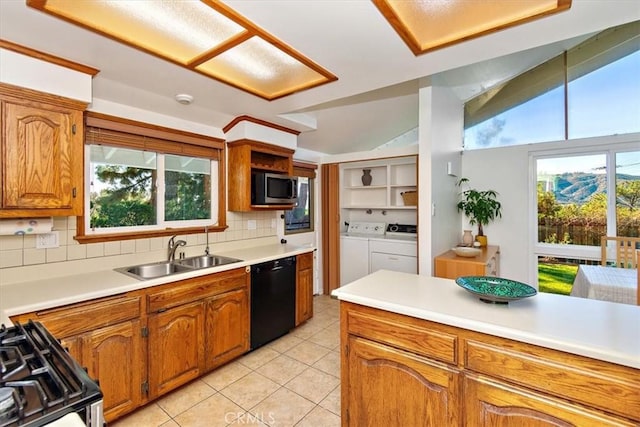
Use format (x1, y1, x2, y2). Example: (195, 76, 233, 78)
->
(535, 150, 640, 295)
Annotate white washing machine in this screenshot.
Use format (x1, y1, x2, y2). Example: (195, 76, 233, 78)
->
(339, 222, 386, 286)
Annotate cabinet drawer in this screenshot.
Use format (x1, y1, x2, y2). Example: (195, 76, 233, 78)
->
(12, 295, 141, 338)
(464, 339, 640, 421)
(297, 252, 313, 270)
(344, 303, 457, 365)
(147, 267, 247, 313)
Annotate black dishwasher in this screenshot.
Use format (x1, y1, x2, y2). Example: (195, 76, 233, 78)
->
(250, 256, 297, 349)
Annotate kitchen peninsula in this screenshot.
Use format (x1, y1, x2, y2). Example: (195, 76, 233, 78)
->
(333, 270, 640, 425)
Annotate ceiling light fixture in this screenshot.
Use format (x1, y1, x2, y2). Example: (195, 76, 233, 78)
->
(175, 94, 194, 105)
(373, 0, 572, 56)
(27, 0, 337, 100)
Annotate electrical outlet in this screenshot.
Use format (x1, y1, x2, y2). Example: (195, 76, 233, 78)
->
(271, 219, 276, 228)
(36, 231, 59, 249)
(247, 220, 257, 230)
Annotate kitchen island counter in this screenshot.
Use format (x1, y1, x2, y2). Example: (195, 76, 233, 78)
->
(1, 242, 314, 325)
(332, 269, 639, 369)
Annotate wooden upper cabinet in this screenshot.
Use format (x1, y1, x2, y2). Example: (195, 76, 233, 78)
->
(227, 139, 294, 211)
(0, 84, 86, 217)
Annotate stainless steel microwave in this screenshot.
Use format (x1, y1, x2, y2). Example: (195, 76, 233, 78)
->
(252, 172, 298, 205)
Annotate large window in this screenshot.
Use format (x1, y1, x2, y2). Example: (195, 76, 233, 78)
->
(78, 112, 225, 242)
(534, 148, 640, 295)
(89, 148, 215, 231)
(464, 21, 640, 149)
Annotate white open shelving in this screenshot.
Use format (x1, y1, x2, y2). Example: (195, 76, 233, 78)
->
(340, 157, 417, 210)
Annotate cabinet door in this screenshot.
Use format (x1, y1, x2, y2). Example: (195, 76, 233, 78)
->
(345, 336, 460, 426)
(296, 252, 314, 326)
(205, 288, 249, 371)
(81, 320, 144, 423)
(148, 302, 205, 399)
(2, 100, 82, 214)
(60, 336, 82, 363)
(464, 375, 636, 426)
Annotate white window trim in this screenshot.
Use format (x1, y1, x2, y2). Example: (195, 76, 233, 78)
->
(526, 133, 640, 286)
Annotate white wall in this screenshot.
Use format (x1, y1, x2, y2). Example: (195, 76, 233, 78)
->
(460, 145, 530, 282)
(0, 48, 92, 102)
(417, 83, 464, 275)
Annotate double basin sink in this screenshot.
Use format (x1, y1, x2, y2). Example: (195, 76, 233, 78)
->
(116, 254, 242, 280)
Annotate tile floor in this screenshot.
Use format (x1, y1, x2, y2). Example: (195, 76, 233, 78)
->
(111, 295, 341, 427)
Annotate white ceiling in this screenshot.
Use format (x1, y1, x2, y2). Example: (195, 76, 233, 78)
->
(1, 1, 638, 155)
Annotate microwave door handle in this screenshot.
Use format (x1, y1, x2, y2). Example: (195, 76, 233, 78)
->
(290, 180, 296, 198)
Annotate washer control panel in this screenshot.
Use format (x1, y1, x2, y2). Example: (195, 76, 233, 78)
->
(346, 222, 386, 236)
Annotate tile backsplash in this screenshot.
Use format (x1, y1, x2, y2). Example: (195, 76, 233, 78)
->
(0, 211, 278, 271)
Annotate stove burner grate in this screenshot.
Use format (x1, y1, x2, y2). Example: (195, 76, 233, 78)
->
(0, 321, 102, 426)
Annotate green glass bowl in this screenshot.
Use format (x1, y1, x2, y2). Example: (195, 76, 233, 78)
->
(455, 276, 537, 304)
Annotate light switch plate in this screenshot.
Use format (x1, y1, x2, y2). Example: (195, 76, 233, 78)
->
(247, 220, 257, 230)
(36, 231, 59, 249)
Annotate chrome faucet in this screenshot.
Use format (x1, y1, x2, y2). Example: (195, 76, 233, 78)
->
(168, 235, 187, 261)
(204, 225, 210, 255)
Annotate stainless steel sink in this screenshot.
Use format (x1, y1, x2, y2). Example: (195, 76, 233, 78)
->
(115, 255, 242, 280)
(177, 255, 241, 269)
(116, 261, 194, 280)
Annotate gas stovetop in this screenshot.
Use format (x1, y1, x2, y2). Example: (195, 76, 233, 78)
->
(0, 321, 102, 427)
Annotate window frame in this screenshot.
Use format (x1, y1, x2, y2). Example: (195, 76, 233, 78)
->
(463, 21, 639, 150)
(284, 161, 317, 235)
(528, 136, 639, 285)
(76, 112, 227, 243)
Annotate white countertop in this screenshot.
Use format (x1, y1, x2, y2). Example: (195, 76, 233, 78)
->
(332, 270, 640, 369)
(0, 243, 314, 325)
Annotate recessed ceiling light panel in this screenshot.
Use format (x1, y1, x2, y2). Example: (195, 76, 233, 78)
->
(196, 36, 328, 99)
(373, 0, 572, 55)
(28, 0, 337, 100)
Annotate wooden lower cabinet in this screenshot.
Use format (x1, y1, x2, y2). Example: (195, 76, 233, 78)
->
(341, 302, 640, 426)
(434, 245, 499, 279)
(205, 288, 249, 371)
(10, 266, 254, 423)
(81, 320, 144, 421)
(346, 336, 460, 426)
(147, 301, 205, 399)
(10, 295, 144, 424)
(464, 375, 635, 426)
(296, 251, 314, 325)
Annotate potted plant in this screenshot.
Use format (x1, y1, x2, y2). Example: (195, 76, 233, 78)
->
(456, 178, 502, 246)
